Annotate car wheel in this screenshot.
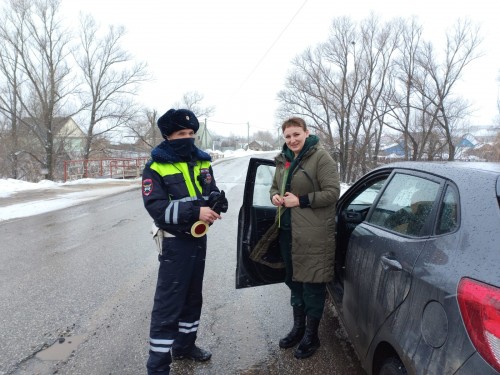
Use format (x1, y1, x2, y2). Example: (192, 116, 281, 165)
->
(379, 357, 407, 375)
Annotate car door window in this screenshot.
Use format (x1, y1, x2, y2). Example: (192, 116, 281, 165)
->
(368, 173, 440, 237)
(341, 178, 387, 225)
(436, 185, 459, 235)
(252, 164, 275, 207)
(350, 179, 386, 206)
(335, 175, 389, 283)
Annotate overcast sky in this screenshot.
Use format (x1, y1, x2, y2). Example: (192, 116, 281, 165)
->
(61, 0, 499, 137)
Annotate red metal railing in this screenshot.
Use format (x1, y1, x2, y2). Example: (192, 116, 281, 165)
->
(64, 157, 149, 182)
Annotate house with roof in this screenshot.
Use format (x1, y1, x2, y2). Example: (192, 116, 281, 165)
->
(0, 116, 87, 180)
(196, 118, 215, 150)
(380, 142, 405, 158)
(455, 126, 500, 161)
(21, 116, 86, 158)
(52, 117, 86, 157)
(247, 140, 274, 151)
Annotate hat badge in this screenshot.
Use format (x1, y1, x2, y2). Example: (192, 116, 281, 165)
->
(186, 115, 190, 121)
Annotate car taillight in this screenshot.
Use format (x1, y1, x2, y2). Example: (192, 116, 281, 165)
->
(458, 278, 500, 372)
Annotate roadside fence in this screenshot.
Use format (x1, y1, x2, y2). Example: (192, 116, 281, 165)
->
(64, 157, 149, 182)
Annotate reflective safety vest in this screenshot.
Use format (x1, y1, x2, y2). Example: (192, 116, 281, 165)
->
(149, 160, 213, 226)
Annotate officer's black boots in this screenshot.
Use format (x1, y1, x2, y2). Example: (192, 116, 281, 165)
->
(279, 306, 306, 349)
(173, 345, 212, 362)
(294, 316, 321, 359)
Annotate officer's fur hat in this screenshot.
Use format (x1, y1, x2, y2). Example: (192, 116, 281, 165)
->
(157, 108, 200, 138)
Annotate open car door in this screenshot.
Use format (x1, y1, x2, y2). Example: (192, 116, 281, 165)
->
(236, 158, 285, 288)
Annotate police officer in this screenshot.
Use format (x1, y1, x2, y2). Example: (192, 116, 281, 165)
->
(142, 108, 227, 374)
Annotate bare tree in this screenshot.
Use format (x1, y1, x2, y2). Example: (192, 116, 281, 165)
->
(277, 15, 399, 182)
(20, 0, 77, 180)
(0, 2, 24, 178)
(125, 92, 215, 155)
(74, 14, 150, 162)
(414, 19, 482, 160)
(491, 131, 500, 161)
(173, 91, 215, 119)
(220, 134, 245, 149)
(0, 0, 78, 180)
(125, 108, 159, 151)
(345, 14, 400, 180)
(277, 46, 338, 143)
(277, 14, 485, 180)
(252, 130, 275, 145)
(276, 16, 359, 181)
(496, 69, 500, 126)
(322, 17, 361, 181)
(386, 17, 424, 160)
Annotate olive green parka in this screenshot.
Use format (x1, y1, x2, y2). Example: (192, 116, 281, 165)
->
(251, 137, 340, 283)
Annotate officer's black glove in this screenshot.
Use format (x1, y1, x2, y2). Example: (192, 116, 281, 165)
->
(208, 191, 219, 207)
(209, 190, 228, 214)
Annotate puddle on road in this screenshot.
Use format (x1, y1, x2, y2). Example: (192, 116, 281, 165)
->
(36, 335, 84, 361)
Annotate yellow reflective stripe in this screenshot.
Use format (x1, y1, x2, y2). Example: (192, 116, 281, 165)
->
(150, 161, 211, 197)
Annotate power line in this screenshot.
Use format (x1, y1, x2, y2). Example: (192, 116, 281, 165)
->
(207, 119, 274, 132)
(237, 0, 309, 91)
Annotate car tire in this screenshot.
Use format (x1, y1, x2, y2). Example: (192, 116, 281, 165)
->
(379, 357, 407, 375)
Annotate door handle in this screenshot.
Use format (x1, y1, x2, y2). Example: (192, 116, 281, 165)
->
(380, 256, 402, 271)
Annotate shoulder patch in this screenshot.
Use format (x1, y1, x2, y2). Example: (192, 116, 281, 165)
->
(200, 168, 212, 185)
(142, 179, 153, 196)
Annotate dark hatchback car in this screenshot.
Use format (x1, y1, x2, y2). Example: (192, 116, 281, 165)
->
(236, 159, 500, 374)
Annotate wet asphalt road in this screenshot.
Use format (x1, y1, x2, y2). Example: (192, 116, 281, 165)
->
(0, 153, 365, 375)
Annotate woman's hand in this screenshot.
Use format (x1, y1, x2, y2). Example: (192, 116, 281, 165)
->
(199, 206, 221, 223)
(283, 192, 299, 208)
(272, 194, 284, 207)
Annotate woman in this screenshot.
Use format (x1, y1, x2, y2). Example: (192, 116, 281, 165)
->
(271, 117, 340, 359)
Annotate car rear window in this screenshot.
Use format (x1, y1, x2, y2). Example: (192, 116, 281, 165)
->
(436, 184, 459, 235)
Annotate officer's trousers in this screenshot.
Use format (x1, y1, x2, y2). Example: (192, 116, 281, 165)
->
(147, 235, 207, 374)
(279, 229, 326, 320)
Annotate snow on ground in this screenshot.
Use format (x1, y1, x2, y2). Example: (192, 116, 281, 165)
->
(0, 149, 271, 221)
(0, 149, 350, 222)
(0, 177, 131, 198)
(0, 178, 141, 222)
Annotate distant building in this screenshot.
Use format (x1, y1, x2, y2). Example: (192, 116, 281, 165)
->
(247, 140, 274, 151)
(455, 126, 500, 161)
(0, 116, 87, 180)
(465, 125, 500, 143)
(22, 116, 86, 159)
(196, 118, 214, 150)
(380, 142, 405, 157)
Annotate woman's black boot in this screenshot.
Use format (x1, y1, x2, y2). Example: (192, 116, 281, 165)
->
(279, 306, 306, 348)
(294, 316, 320, 358)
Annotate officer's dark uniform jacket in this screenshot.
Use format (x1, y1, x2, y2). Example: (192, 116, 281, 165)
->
(142, 140, 220, 237)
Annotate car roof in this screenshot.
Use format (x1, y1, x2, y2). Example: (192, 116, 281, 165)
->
(375, 161, 500, 179)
